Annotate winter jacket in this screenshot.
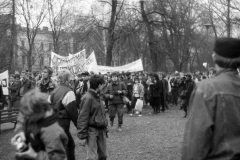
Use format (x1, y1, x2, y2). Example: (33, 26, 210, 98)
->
(19, 114, 68, 160)
(182, 69, 240, 160)
(105, 81, 127, 106)
(19, 78, 33, 97)
(150, 81, 161, 97)
(36, 78, 57, 95)
(9, 80, 21, 101)
(49, 84, 78, 128)
(77, 89, 108, 140)
(132, 83, 144, 98)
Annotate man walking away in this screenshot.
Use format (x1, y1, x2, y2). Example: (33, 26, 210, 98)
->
(182, 38, 240, 160)
(77, 75, 108, 160)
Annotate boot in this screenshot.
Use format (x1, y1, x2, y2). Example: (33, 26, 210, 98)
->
(117, 125, 122, 132)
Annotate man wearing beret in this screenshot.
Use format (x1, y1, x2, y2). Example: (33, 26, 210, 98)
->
(182, 38, 240, 160)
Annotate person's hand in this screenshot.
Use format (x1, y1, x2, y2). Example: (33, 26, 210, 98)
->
(16, 143, 37, 159)
(79, 139, 87, 147)
(109, 95, 113, 99)
(11, 132, 26, 146)
(117, 90, 122, 94)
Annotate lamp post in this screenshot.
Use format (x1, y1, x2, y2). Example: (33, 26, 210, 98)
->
(203, 23, 212, 72)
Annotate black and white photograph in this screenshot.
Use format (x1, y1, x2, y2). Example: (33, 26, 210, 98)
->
(0, 0, 240, 160)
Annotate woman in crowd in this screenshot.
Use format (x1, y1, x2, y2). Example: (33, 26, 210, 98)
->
(129, 77, 144, 116)
(150, 74, 161, 114)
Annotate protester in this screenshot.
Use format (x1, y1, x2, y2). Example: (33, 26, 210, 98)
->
(8, 74, 21, 109)
(36, 66, 56, 94)
(77, 75, 108, 160)
(158, 73, 168, 111)
(178, 73, 195, 118)
(130, 77, 144, 116)
(150, 74, 161, 114)
(182, 37, 240, 160)
(11, 90, 68, 160)
(19, 70, 33, 98)
(48, 69, 78, 160)
(105, 72, 127, 132)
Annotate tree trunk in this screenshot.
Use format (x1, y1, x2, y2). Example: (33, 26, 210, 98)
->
(140, 1, 158, 72)
(106, 0, 117, 66)
(27, 48, 32, 72)
(9, 0, 16, 73)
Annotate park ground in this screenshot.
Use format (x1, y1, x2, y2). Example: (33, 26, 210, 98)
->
(0, 105, 187, 160)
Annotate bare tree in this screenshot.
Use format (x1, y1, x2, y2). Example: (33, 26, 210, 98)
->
(16, 0, 47, 71)
(47, 0, 72, 54)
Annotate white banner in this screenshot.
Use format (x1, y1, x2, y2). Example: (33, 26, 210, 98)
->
(86, 52, 99, 73)
(51, 50, 86, 74)
(0, 70, 9, 95)
(98, 59, 143, 74)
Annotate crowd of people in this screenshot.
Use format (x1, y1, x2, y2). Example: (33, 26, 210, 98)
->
(1, 37, 240, 160)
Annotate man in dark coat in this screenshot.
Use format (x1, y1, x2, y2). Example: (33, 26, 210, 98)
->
(179, 73, 195, 117)
(19, 70, 33, 98)
(182, 37, 240, 160)
(9, 74, 21, 108)
(77, 75, 108, 160)
(105, 72, 127, 132)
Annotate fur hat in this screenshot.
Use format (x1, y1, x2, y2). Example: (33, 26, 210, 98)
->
(214, 38, 240, 58)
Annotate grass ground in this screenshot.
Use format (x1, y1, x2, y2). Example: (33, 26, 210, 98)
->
(0, 105, 186, 160)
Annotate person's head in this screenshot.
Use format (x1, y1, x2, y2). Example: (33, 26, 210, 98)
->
(134, 78, 139, 84)
(81, 72, 89, 81)
(152, 73, 159, 82)
(42, 66, 53, 79)
(9, 74, 15, 83)
(213, 38, 240, 70)
(138, 75, 142, 80)
(89, 75, 105, 91)
(111, 72, 118, 82)
(103, 74, 108, 82)
(57, 69, 72, 85)
(15, 74, 20, 81)
(158, 73, 163, 80)
(185, 73, 192, 81)
(21, 71, 27, 80)
(19, 89, 52, 122)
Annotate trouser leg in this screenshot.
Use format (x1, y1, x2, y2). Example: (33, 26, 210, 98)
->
(182, 99, 188, 117)
(97, 130, 107, 160)
(109, 105, 117, 123)
(64, 129, 76, 160)
(117, 104, 124, 126)
(87, 127, 98, 160)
